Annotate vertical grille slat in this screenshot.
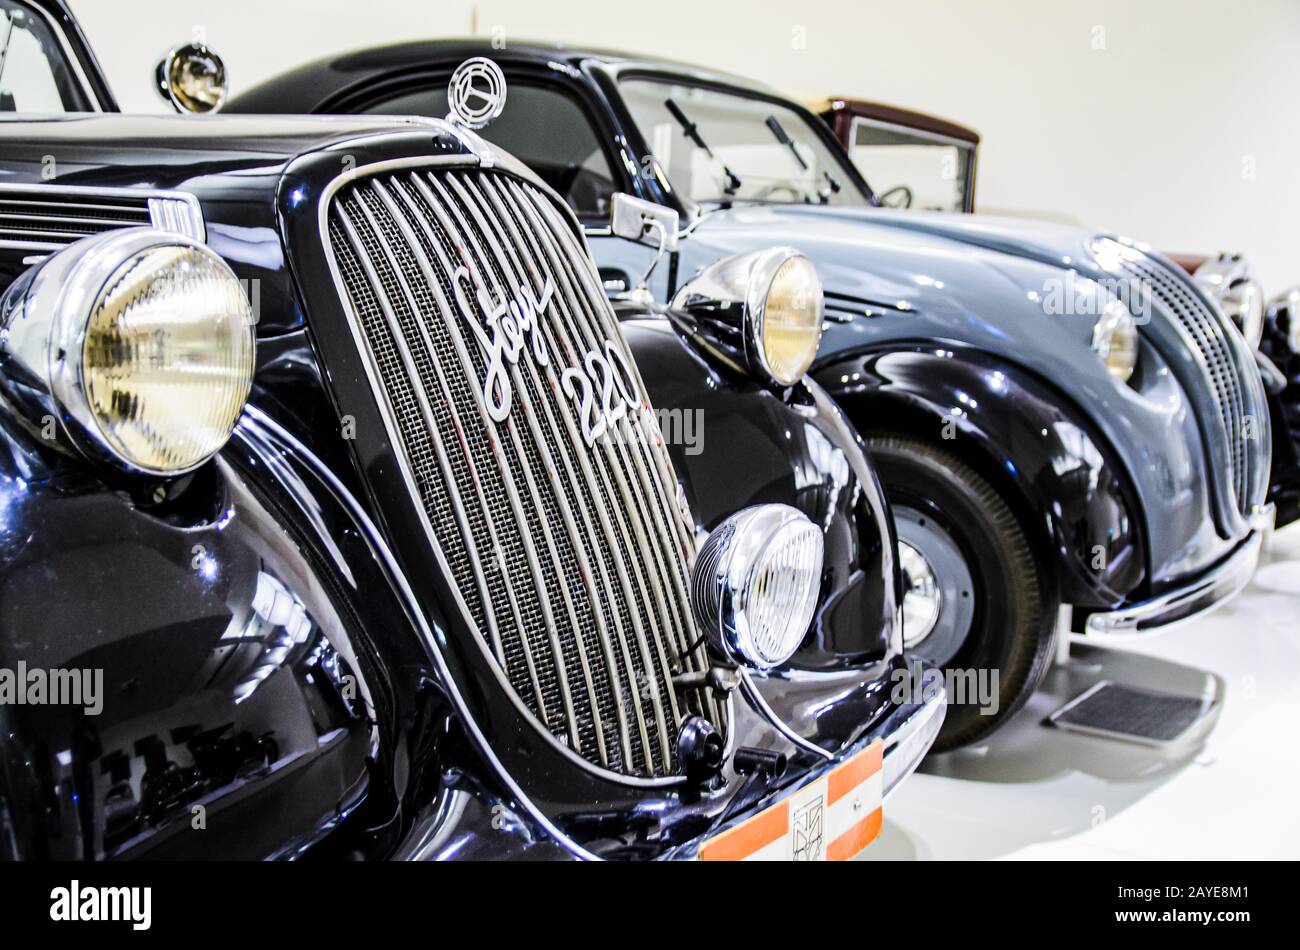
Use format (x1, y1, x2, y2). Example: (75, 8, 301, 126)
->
(326, 164, 720, 778)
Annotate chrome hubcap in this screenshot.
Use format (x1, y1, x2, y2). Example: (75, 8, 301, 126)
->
(899, 541, 942, 646)
(893, 506, 977, 666)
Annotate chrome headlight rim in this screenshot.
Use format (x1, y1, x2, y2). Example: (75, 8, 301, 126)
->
(743, 248, 824, 387)
(1, 227, 255, 477)
(1091, 297, 1139, 384)
(671, 246, 824, 389)
(691, 503, 825, 671)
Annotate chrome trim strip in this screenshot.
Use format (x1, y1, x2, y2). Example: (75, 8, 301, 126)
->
(234, 405, 601, 860)
(1085, 525, 1266, 635)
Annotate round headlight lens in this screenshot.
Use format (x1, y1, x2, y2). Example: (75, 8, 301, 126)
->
(1092, 299, 1138, 383)
(691, 504, 824, 670)
(758, 255, 823, 386)
(81, 244, 255, 473)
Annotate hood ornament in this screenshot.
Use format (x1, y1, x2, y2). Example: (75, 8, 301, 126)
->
(447, 57, 507, 130)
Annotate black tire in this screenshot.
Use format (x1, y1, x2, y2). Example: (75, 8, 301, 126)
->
(867, 433, 1059, 751)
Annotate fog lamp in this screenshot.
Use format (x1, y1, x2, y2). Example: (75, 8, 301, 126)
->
(691, 504, 824, 670)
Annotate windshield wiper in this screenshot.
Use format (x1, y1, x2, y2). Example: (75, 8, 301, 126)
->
(664, 98, 742, 195)
(764, 116, 808, 172)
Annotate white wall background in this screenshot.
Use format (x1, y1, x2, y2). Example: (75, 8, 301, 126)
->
(70, 0, 1300, 293)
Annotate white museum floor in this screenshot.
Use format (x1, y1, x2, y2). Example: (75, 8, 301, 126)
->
(862, 521, 1300, 861)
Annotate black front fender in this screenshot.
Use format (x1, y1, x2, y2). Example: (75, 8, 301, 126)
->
(814, 345, 1146, 609)
(621, 312, 899, 670)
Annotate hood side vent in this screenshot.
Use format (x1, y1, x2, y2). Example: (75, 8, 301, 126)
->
(0, 185, 205, 253)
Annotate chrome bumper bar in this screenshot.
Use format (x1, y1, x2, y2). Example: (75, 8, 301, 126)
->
(1084, 513, 1268, 635)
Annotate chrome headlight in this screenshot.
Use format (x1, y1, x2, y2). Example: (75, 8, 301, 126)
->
(1092, 298, 1138, 383)
(671, 247, 824, 387)
(0, 228, 255, 475)
(690, 504, 824, 670)
(1194, 253, 1264, 348)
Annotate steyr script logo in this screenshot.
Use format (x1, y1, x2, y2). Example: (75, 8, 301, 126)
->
(452, 265, 553, 422)
(451, 265, 644, 443)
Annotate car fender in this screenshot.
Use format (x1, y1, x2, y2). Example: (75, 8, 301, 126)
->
(814, 344, 1146, 609)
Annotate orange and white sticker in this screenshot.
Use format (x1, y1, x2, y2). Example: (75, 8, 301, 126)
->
(698, 740, 883, 861)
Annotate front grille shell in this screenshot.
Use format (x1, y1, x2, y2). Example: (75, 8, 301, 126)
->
(319, 159, 722, 780)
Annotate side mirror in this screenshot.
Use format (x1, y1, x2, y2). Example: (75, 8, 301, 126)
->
(610, 193, 678, 251)
(155, 42, 228, 114)
(609, 194, 678, 301)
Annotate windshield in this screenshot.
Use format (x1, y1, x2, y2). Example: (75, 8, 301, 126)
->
(0, 0, 91, 113)
(848, 118, 974, 212)
(619, 77, 868, 208)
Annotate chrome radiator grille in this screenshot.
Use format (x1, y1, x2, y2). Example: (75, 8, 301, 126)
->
(325, 165, 720, 778)
(1094, 238, 1251, 514)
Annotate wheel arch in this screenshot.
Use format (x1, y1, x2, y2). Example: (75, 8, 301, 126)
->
(814, 344, 1148, 609)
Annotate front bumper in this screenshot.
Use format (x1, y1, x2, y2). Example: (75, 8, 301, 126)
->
(666, 669, 946, 860)
(1084, 512, 1269, 635)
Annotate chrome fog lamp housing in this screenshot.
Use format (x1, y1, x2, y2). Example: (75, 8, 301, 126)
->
(1195, 253, 1263, 348)
(155, 41, 229, 114)
(691, 504, 824, 670)
(1092, 298, 1138, 383)
(0, 228, 256, 475)
(671, 247, 824, 387)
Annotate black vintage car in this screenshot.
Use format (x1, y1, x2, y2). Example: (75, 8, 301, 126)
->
(0, 0, 942, 860)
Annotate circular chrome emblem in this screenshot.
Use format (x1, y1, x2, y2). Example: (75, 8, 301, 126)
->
(447, 57, 507, 130)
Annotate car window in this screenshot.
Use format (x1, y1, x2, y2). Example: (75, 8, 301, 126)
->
(619, 77, 868, 208)
(849, 119, 972, 212)
(367, 81, 620, 219)
(0, 0, 91, 112)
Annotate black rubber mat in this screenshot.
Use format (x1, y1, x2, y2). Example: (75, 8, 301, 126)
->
(1048, 681, 1213, 745)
